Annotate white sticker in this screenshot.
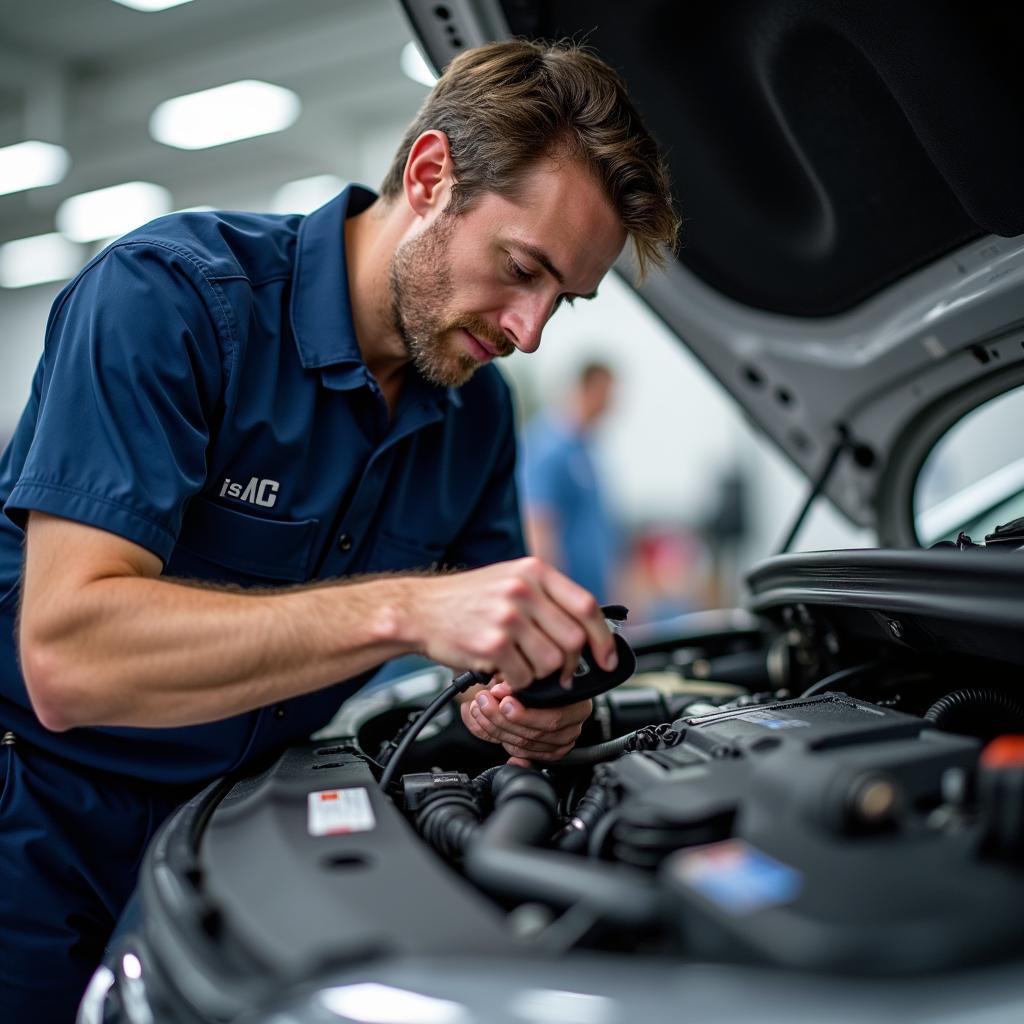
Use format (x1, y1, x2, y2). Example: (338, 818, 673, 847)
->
(307, 787, 376, 837)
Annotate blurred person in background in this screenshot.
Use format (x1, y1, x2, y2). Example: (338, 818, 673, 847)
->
(518, 361, 621, 602)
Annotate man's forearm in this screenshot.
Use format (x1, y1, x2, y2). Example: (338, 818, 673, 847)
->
(21, 514, 617, 734)
(23, 574, 418, 731)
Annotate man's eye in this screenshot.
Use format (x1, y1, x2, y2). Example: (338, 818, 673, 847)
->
(506, 255, 533, 282)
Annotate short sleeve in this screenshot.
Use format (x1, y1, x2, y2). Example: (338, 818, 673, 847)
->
(4, 242, 229, 563)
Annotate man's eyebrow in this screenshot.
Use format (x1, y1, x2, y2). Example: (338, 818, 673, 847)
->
(517, 242, 565, 284)
(515, 242, 598, 300)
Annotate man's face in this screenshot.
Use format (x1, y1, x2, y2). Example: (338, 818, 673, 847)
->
(389, 156, 627, 387)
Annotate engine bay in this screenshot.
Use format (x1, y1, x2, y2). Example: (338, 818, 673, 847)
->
(104, 549, 1024, 1022)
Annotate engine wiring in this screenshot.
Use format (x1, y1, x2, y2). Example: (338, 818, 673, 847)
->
(377, 669, 489, 791)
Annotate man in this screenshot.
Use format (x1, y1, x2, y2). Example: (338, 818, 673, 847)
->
(520, 361, 620, 602)
(0, 39, 677, 1019)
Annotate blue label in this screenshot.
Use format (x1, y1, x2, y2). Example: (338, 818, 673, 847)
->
(673, 839, 803, 914)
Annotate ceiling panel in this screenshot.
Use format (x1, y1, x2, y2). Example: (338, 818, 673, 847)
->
(0, 0, 429, 246)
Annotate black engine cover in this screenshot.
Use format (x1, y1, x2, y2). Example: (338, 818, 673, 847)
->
(602, 693, 1024, 972)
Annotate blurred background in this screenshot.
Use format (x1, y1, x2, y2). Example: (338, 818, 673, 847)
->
(0, 0, 869, 625)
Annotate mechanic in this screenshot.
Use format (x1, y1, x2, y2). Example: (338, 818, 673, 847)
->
(0, 39, 677, 1020)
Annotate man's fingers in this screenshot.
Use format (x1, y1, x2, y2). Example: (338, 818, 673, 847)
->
(498, 694, 593, 730)
(464, 701, 507, 745)
(522, 592, 591, 685)
(415, 558, 614, 689)
(493, 559, 612, 690)
(513, 627, 570, 687)
(470, 698, 573, 751)
(488, 681, 513, 700)
(471, 692, 589, 750)
(472, 635, 533, 692)
(539, 569, 617, 673)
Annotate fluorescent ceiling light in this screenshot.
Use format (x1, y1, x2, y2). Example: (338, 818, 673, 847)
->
(0, 233, 85, 289)
(271, 174, 346, 215)
(400, 42, 437, 88)
(0, 140, 70, 196)
(150, 80, 301, 150)
(110, 0, 194, 11)
(57, 181, 173, 243)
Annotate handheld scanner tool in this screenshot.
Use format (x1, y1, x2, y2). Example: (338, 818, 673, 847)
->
(517, 604, 637, 709)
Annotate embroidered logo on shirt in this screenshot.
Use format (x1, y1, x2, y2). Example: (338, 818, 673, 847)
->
(219, 476, 280, 508)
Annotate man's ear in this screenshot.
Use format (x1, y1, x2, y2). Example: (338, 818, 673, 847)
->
(403, 130, 455, 218)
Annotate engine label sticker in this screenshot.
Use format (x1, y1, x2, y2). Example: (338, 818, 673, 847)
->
(671, 839, 803, 915)
(307, 787, 376, 837)
(736, 710, 810, 730)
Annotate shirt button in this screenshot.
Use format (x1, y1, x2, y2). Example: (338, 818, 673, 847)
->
(273, 706, 286, 719)
(337, 533, 353, 552)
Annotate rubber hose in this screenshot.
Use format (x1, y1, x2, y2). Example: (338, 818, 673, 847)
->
(557, 733, 636, 766)
(556, 723, 682, 767)
(414, 790, 481, 859)
(554, 780, 615, 852)
(924, 688, 1024, 738)
(472, 765, 505, 793)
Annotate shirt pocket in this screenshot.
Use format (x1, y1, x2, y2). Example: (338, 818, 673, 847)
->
(369, 529, 447, 573)
(174, 498, 320, 583)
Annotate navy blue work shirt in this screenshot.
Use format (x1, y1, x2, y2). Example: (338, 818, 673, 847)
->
(0, 185, 525, 784)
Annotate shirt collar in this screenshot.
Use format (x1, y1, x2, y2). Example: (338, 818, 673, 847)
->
(289, 182, 462, 408)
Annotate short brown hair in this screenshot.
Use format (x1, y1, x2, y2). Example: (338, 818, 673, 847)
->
(379, 39, 679, 280)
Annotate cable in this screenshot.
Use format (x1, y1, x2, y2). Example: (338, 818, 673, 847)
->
(378, 670, 488, 791)
(799, 661, 880, 699)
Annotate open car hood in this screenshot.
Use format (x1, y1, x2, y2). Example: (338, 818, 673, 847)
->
(402, 1, 1024, 544)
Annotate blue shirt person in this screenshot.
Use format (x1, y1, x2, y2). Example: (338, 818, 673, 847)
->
(519, 362, 621, 602)
(0, 38, 677, 1021)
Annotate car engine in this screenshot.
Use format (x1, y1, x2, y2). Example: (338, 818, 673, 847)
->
(84, 549, 1024, 1023)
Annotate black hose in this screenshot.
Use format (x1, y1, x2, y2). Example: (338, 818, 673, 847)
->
(553, 766, 617, 852)
(414, 765, 551, 860)
(555, 723, 682, 766)
(924, 688, 1024, 739)
(414, 789, 482, 859)
(472, 765, 505, 793)
(556, 733, 636, 766)
(460, 768, 662, 927)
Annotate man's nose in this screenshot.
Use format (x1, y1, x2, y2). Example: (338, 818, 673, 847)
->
(499, 298, 548, 354)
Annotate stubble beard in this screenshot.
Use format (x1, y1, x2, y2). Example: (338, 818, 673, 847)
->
(388, 213, 511, 388)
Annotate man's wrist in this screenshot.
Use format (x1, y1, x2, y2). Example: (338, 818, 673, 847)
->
(364, 576, 426, 655)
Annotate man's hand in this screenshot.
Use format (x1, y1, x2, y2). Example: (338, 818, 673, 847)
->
(402, 556, 617, 694)
(460, 680, 591, 764)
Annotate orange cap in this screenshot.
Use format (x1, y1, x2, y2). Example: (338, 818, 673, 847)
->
(981, 735, 1024, 770)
